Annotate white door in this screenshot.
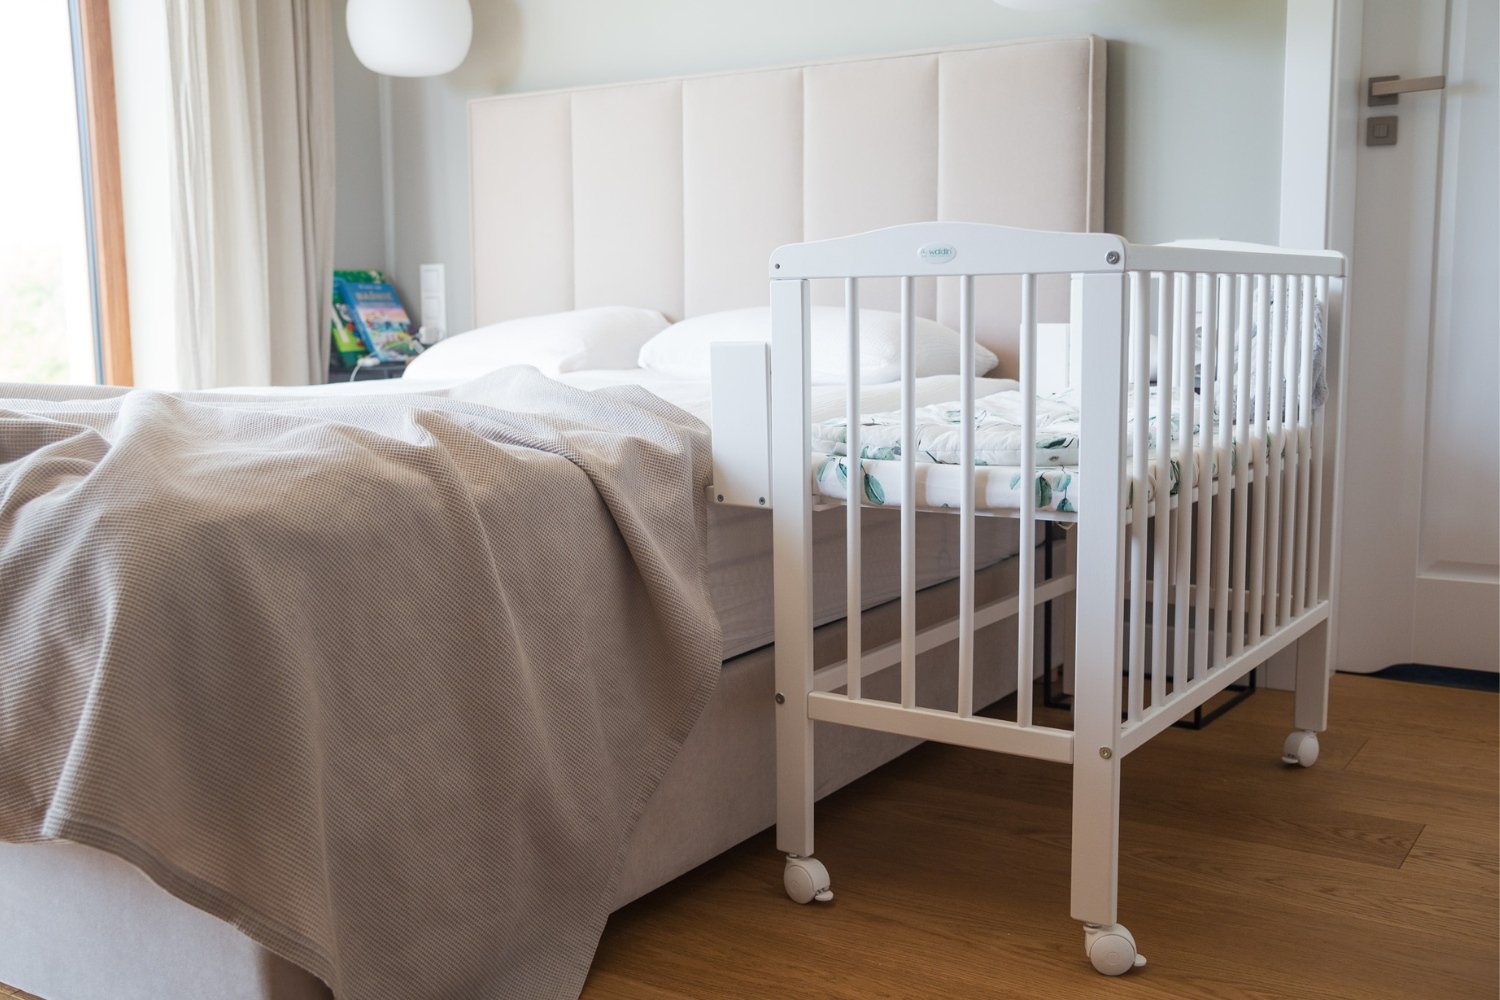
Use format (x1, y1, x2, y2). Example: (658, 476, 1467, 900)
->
(1336, 0, 1499, 673)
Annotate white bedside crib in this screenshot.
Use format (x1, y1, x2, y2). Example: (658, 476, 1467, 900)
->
(707, 221, 1346, 976)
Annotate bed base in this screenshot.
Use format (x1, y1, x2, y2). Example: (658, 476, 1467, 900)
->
(709, 222, 1345, 976)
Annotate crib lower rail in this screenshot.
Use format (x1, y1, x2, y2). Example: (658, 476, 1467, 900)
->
(806, 691, 1075, 763)
(807, 597, 1327, 767)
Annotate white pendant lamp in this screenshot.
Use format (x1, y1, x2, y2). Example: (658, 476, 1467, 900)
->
(346, 0, 473, 77)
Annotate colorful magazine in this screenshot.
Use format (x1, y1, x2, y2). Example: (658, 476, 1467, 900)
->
(332, 271, 422, 363)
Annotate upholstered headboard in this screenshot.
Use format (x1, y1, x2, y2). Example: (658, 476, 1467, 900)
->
(468, 36, 1104, 368)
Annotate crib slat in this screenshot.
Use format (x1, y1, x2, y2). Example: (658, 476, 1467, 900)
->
(1279, 274, 1301, 625)
(1194, 274, 1215, 679)
(1127, 271, 1149, 720)
(1230, 274, 1253, 655)
(1151, 273, 1172, 705)
(1173, 273, 1194, 687)
(1265, 275, 1286, 630)
(845, 279, 862, 700)
(1017, 273, 1037, 728)
(1308, 275, 1329, 605)
(900, 276, 917, 710)
(1212, 275, 1234, 668)
(1294, 275, 1315, 613)
(958, 275, 977, 718)
(1248, 275, 1271, 644)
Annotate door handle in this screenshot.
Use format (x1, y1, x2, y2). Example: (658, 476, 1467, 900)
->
(1368, 74, 1447, 106)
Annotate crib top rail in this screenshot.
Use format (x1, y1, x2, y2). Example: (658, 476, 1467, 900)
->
(769, 221, 1125, 279)
(1125, 239, 1344, 278)
(767, 222, 1345, 280)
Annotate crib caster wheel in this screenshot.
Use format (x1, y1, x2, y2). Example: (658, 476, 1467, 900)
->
(1282, 730, 1320, 767)
(784, 855, 833, 904)
(1084, 923, 1146, 976)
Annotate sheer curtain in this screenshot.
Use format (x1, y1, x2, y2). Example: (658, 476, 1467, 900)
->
(166, 0, 334, 388)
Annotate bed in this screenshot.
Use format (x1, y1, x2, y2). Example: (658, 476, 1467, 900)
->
(0, 37, 1108, 1000)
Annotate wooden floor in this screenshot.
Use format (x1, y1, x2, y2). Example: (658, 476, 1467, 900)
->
(582, 674, 1498, 1000)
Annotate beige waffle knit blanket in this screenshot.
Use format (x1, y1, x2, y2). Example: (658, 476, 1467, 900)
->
(0, 368, 720, 1000)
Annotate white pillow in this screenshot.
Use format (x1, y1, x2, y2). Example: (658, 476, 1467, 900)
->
(402, 306, 669, 380)
(637, 306, 999, 385)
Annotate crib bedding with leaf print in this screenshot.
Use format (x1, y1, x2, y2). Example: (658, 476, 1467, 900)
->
(810, 385, 1255, 515)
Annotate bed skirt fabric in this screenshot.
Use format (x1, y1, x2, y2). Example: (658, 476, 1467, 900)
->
(0, 370, 721, 1000)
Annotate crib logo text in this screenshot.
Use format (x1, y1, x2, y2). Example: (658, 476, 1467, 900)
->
(918, 243, 958, 263)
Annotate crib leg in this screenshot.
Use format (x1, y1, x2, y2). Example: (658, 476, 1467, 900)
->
(777, 702, 830, 903)
(1292, 619, 1331, 733)
(776, 670, 830, 902)
(1282, 620, 1331, 766)
(1071, 750, 1144, 973)
(773, 626, 816, 863)
(773, 565, 829, 905)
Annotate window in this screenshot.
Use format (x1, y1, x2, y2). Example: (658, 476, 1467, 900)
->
(0, 0, 131, 386)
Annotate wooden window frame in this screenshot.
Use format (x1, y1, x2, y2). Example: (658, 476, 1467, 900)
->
(72, 0, 132, 386)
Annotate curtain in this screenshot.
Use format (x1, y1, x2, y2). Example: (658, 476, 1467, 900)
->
(166, 0, 334, 388)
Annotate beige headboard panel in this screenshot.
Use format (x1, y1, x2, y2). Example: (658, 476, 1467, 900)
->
(469, 36, 1104, 367)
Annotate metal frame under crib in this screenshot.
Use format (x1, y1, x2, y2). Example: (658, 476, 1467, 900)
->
(1039, 519, 1260, 731)
(708, 222, 1345, 977)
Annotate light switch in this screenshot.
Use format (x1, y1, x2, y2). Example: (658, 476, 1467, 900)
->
(1366, 115, 1398, 146)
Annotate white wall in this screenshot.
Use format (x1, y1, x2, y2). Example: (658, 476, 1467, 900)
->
(332, 2, 386, 272)
(334, 0, 1288, 335)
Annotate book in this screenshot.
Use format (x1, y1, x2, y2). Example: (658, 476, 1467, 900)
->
(332, 271, 422, 363)
(329, 272, 371, 367)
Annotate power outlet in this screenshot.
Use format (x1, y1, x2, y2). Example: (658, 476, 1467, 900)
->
(419, 263, 447, 342)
